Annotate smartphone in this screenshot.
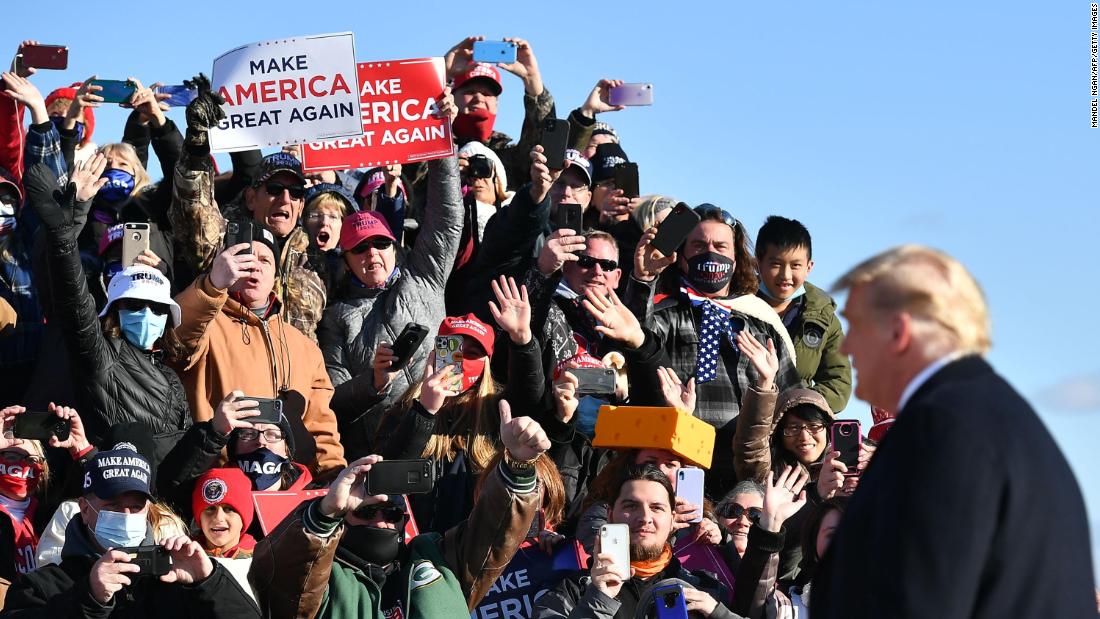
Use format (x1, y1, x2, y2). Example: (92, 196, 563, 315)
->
(571, 367, 617, 396)
(653, 584, 689, 619)
(121, 222, 150, 267)
(223, 220, 253, 255)
(434, 335, 463, 374)
(18, 44, 68, 70)
(609, 83, 654, 107)
(388, 323, 429, 372)
(613, 162, 640, 200)
(119, 545, 172, 577)
(155, 84, 197, 107)
(539, 118, 571, 170)
(90, 79, 136, 104)
(12, 413, 71, 442)
(472, 40, 517, 64)
(831, 420, 861, 476)
(675, 467, 706, 523)
(650, 202, 701, 257)
(599, 524, 630, 573)
(525, 508, 545, 540)
(239, 396, 283, 424)
(365, 459, 434, 496)
(553, 203, 583, 232)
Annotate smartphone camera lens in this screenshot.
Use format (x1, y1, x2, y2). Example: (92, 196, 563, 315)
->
(839, 425, 853, 436)
(131, 233, 141, 241)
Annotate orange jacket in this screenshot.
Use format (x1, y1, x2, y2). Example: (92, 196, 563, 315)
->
(174, 275, 345, 476)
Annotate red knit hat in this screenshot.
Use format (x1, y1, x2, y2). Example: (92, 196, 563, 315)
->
(44, 83, 95, 146)
(192, 468, 255, 533)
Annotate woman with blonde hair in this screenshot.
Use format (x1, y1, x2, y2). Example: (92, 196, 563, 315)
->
(373, 276, 544, 533)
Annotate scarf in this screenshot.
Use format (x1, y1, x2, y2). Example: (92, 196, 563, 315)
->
(630, 543, 673, 579)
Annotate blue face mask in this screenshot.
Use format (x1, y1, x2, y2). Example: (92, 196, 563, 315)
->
(98, 168, 136, 203)
(575, 396, 607, 438)
(49, 116, 84, 143)
(757, 279, 806, 302)
(236, 447, 288, 490)
(118, 307, 167, 350)
(93, 506, 147, 549)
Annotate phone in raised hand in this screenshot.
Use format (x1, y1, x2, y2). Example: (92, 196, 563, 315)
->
(599, 523, 630, 573)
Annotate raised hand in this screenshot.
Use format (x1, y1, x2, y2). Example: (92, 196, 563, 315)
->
(65, 77, 104, 132)
(444, 36, 482, 81)
(1, 71, 48, 123)
(537, 228, 586, 275)
(552, 369, 580, 423)
(211, 391, 261, 436)
(125, 78, 166, 127)
(46, 402, 90, 456)
(418, 362, 461, 414)
(89, 550, 140, 604)
(434, 86, 457, 123)
(498, 37, 543, 95)
(580, 79, 626, 117)
(590, 535, 631, 598)
(672, 497, 701, 532)
(736, 330, 778, 391)
(598, 189, 632, 223)
(319, 455, 389, 518)
(72, 153, 109, 203)
(158, 536, 213, 585)
(12, 40, 39, 78)
(634, 227, 677, 282)
(0, 406, 26, 450)
(488, 276, 532, 345)
(657, 367, 696, 415)
(209, 243, 257, 290)
(184, 73, 225, 132)
(760, 466, 809, 532)
(528, 145, 562, 204)
(372, 342, 400, 392)
(582, 288, 645, 349)
(499, 400, 550, 462)
(133, 249, 163, 270)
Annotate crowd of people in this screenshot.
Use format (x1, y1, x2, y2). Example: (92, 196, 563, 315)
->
(0, 35, 1096, 618)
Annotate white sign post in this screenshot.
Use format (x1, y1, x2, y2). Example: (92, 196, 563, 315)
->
(209, 32, 361, 153)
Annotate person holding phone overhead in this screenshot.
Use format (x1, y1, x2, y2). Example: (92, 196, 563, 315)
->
(248, 403, 550, 619)
(3, 445, 260, 617)
(535, 464, 743, 619)
(22, 157, 192, 466)
(372, 279, 544, 533)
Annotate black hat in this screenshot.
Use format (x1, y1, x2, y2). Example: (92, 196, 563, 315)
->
(83, 447, 153, 500)
(590, 143, 630, 185)
(254, 152, 304, 185)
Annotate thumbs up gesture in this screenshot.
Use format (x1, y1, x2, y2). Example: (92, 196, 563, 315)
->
(499, 400, 550, 462)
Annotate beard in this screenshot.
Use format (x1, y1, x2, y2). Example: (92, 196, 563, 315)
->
(630, 538, 667, 562)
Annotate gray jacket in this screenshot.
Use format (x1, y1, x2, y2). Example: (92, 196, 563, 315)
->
(316, 156, 462, 457)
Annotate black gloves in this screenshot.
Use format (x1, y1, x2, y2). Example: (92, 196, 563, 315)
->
(183, 73, 227, 158)
(23, 163, 88, 243)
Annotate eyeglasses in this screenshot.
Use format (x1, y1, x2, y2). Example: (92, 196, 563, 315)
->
(237, 428, 285, 443)
(353, 504, 405, 523)
(782, 423, 826, 437)
(693, 203, 740, 228)
(305, 212, 342, 223)
(0, 451, 44, 465)
(117, 299, 170, 316)
(575, 254, 618, 271)
(716, 503, 762, 523)
(263, 181, 306, 200)
(349, 239, 394, 254)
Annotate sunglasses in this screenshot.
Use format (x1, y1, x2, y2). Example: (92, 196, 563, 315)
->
(263, 181, 306, 200)
(353, 504, 405, 523)
(349, 239, 394, 254)
(717, 503, 763, 523)
(575, 254, 618, 271)
(117, 299, 169, 316)
(693, 203, 740, 228)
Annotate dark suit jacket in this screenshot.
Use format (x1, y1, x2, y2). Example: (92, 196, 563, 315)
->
(815, 355, 1096, 618)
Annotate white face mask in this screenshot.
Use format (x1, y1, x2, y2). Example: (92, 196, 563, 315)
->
(0, 201, 16, 235)
(91, 504, 148, 549)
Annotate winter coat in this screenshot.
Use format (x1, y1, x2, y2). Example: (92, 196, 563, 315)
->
(775, 283, 851, 413)
(534, 555, 741, 619)
(3, 516, 260, 618)
(316, 156, 462, 456)
(172, 274, 345, 477)
(169, 153, 327, 341)
(730, 524, 798, 619)
(26, 167, 192, 464)
(248, 460, 540, 619)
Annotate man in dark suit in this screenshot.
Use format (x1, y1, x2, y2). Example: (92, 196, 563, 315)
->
(816, 245, 1096, 618)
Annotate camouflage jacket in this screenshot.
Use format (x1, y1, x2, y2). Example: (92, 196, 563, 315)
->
(169, 157, 327, 341)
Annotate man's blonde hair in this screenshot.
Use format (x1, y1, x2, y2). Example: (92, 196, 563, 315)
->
(833, 245, 991, 356)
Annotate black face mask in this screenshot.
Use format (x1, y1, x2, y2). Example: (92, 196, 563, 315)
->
(685, 251, 735, 294)
(341, 524, 402, 566)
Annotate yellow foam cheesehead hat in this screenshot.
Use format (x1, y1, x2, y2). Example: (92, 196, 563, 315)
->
(592, 405, 716, 469)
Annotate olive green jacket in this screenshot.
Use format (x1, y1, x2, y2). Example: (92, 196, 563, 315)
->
(777, 282, 852, 413)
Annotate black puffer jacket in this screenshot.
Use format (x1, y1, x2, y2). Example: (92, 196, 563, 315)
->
(27, 165, 191, 465)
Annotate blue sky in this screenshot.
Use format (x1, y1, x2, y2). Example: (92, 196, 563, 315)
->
(8, 0, 1099, 577)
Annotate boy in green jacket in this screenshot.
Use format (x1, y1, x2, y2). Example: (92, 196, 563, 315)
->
(755, 216, 852, 412)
